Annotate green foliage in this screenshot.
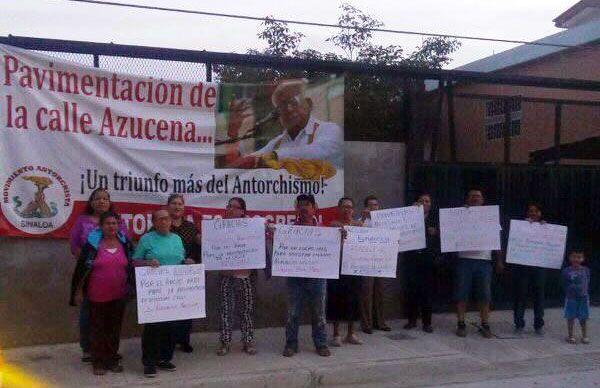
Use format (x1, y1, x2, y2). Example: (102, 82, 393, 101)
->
(214, 3, 461, 141)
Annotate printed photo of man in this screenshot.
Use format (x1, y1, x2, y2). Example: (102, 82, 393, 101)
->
(216, 78, 344, 179)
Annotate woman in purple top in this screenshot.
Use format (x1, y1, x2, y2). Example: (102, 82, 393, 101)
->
(70, 211, 134, 375)
(69, 188, 129, 362)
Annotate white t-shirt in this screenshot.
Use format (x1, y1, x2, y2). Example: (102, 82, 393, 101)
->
(254, 116, 344, 168)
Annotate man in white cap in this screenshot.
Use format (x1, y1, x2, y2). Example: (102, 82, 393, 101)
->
(224, 79, 343, 169)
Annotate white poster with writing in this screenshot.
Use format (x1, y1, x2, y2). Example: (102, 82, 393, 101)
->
(506, 220, 567, 269)
(439, 205, 501, 253)
(135, 264, 206, 324)
(370, 206, 426, 252)
(202, 217, 266, 270)
(341, 226, 399, 278)
(271, 224, 341, 279)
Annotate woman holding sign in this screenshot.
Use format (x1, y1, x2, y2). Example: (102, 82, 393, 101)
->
(216, 197, 258, 356)
(166, 194, 201, 353)
(327, 197, 363, 346)
(70, 211, 134, 375)
(511, 202, 547, 335)
(133, 208, 191, 378)
(404, 193, 439, 333)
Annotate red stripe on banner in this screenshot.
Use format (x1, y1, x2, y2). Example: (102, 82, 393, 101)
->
(0, 201, 338, 239)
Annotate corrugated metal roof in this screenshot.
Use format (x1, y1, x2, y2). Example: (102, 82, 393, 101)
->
(455, 21, 600, 73)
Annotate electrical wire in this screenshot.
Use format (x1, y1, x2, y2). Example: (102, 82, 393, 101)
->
(65, 0, 582, 49)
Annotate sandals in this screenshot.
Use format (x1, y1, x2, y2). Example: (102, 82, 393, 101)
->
(344, 334, 363, 345)
(330, 335, 342, 347)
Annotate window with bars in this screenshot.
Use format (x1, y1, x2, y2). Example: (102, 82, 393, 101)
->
(484, 98, 522, 140)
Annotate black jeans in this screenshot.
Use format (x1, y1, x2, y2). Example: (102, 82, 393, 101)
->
(404, 252, 435, 326)
(512, 264, 546, 330)
(142, 321, 176, 367)
(174, 320, 193, 346)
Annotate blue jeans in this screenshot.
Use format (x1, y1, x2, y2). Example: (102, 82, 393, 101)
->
(285, 278, 327, 350)
(80, 296, 91, 353)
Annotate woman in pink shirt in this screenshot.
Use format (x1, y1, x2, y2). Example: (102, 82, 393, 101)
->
(70, 211, 134, 375)
(69, 188, 129, 362)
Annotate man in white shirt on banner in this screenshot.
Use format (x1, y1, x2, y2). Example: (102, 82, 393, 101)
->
(454, 188, 503, 339)
(224, 79, 343, 169)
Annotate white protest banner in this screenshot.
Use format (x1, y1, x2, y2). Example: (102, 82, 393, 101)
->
(201, 217, 266, 270)
(341, 226, 399, 278)
(506, 220, 567, 269)
(271, 224, 341, 279)
(0, 45, 345, 238)
(135, 264, 206, 324)
(370, 206, 426, 252)
(439, 205, 501, 253)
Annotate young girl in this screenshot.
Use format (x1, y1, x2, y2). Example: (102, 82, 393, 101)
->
(561, 249, 591, 344)
(512, 202, 547, 335)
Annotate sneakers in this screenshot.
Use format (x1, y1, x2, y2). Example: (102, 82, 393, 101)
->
(456, 322, 467, 337)
(567, 336, 577, 344)
(282, 346, 297, 357)
(534, 328, 545, 336)
(330, 335, 342, 347)
(110, 364, 124, 373)
(403, 322, 417, 330)
(582, 337, 591, 344)
(422, 325, 434, 334)
(479, 323, 493, 339)
(316, 346, 331, 357)
(144, 365, 157, 378)
(157, 361, 177, 372)
(362, 328, 373, 334)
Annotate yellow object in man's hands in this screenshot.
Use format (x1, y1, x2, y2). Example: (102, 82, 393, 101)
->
(262, 157, 337, 180)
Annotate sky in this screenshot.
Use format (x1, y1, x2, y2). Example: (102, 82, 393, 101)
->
(0, 0, 578, 68)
